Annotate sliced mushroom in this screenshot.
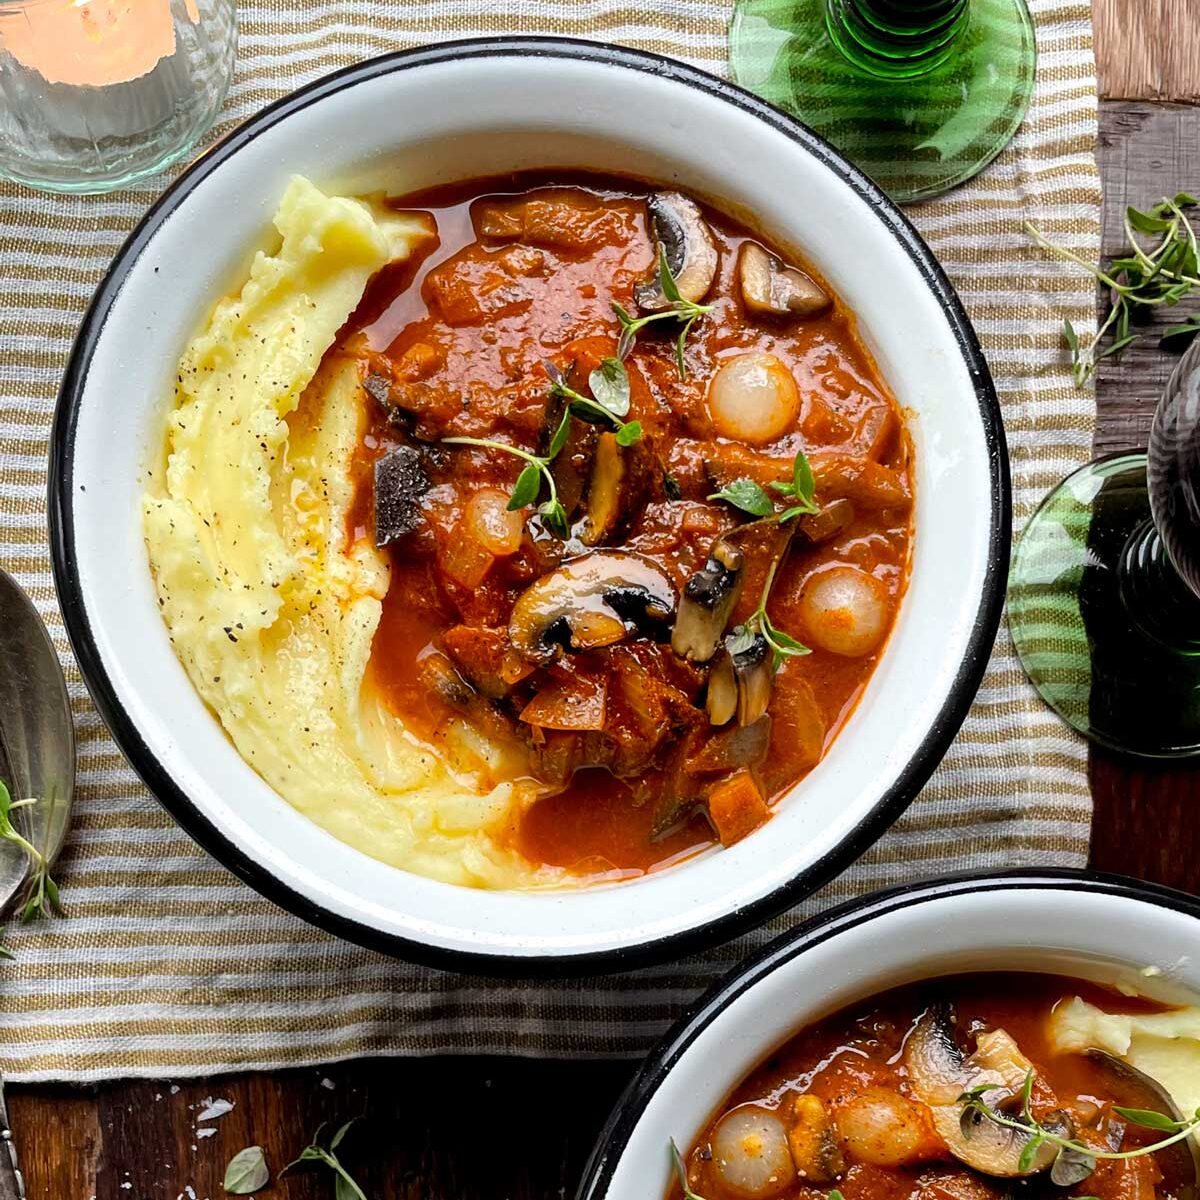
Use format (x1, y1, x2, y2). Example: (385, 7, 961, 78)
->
(702, 630, 773, 729)
(417, 651, 519, 746)
(672, 535, 746, 663)
(737, 241, 830, 319)
(732, 633, 773, 726)
(508, 551, 677, 667)
(374, 445, 429, 546)
(905, 1007, 1060, 1179)
(1087, 1051, 1200, 1200)
(580, 431, 657, 546)
(634, 191, 719, 311)
(705, 647, 738, 726)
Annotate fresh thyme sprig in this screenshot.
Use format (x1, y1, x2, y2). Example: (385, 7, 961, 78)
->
(0, 779, 62, 927)
(284, 1120, 368, 1200)
(444, 354, 643, 536)
(544, 357, 643, 446)
(708, 450, 818, 669)
(959, 1068, 1200, 1182)
(1027, 191, 1200, 387)
(614, 246, 714, 379)
(708, 449, 820, 523)
(728, 543, 811, 672)
(444, 408, 572, 536)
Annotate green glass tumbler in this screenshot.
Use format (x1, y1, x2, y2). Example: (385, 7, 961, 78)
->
(1009, 340, 1200, 758)
(728, 0, 1036, 203)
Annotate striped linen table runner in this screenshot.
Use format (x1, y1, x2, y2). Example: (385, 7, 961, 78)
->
(0, 0, 1098, 1081)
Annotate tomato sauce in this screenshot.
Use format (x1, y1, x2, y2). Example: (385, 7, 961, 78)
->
(675, 974, 1189, 1200)
(337, 171, 914, 880)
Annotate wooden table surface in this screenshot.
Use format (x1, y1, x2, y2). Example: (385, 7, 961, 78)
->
(11, 7, 1200, 1197)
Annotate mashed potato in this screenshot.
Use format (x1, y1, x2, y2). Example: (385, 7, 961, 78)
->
(1049, 996, 1200, 1125)
(143, 176, 564, 889)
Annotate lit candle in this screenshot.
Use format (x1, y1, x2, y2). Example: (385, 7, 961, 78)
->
(0, 0, 196, 86)
(0, 0, 203, 142)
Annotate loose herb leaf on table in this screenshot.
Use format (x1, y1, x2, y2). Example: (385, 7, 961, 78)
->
(223, 1145, 270, 1194)
(285, 1120, 369, 1200)
(1028, 191, 1200, 387)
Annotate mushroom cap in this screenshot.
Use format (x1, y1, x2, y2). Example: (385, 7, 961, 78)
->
(634, 191, 719, 311)
(672, 535, 745, 664)
(508, 551, 677, 667)
(737, 241, 831, 319)
(905, 1006, 1057, 1178)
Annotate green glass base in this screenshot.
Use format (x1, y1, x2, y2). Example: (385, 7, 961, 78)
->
(728, 0, 1036, 203)
(1009, 454, 1200, 759)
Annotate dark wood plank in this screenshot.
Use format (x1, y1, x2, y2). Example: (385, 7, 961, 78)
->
(1093, 103, 1200, 455)
(9, 1058, 631, 1199)
(10, 97, 1200, 1200)
(1088, 99, 1200, 893)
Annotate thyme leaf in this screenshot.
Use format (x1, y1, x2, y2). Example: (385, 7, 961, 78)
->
(708, 478, 774, 517)
(285, 1121, 368, 1200)
(613, 246, 713, 380)
(737, 529, 811, 672)
(444, 409, 571, 537)
(0, 780, 63, 930)
(1028, 192, 1200, 386)
(961, 1069, 1200, 1171)
(710, 450, 820, 523)
(546, 358, 642, 444)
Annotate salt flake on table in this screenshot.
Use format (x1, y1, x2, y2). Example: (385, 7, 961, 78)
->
(195, 1097, 233, 1121)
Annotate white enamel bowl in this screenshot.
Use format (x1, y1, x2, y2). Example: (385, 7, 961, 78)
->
(50, 39, 1008, 972)
(578, 871, 1200, 1198)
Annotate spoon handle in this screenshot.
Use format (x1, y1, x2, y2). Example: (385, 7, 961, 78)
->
(0, 1078, 24, 1200)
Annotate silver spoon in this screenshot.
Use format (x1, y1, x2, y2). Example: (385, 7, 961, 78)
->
(0, 567, 75, 1200)
(1089, 1049, 1200, 1200)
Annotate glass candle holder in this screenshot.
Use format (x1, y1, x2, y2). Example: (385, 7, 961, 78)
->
(0, 0, 237, 194)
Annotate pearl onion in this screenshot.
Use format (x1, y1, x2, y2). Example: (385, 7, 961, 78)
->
(707, 353, 800, 445)
(834, 1086, 931, 1167)
(711, 1106, 796, 1198)
(798, 566, 890, 657)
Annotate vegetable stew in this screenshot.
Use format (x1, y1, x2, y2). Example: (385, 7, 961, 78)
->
(671, 974, 1198, 1200)
(341, 172, 913, 880)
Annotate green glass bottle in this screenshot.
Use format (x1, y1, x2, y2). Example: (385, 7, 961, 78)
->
(728, 0, 1036, 203)
(1009, 340, 1200, 758)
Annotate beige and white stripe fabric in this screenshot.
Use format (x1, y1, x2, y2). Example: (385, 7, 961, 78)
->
(0, 0, 1098, 1081)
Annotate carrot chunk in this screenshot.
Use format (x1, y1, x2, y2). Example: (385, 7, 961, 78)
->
(707, 769, 769, 846)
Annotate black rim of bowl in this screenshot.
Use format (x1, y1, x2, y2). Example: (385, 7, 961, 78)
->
(48, 36, 1010, 975)
(576, 867, 1200, 1198)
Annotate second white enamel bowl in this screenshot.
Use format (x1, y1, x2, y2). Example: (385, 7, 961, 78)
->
(578, 871, 1200, 1198)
